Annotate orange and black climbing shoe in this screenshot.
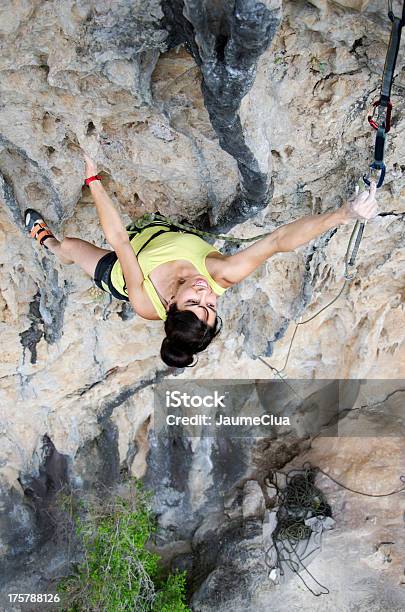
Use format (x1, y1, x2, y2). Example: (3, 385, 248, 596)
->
(24, 209, 55, 249)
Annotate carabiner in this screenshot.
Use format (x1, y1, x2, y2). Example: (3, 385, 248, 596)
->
(344, 221, 365, 281)
(363, 162, 386, 188)
(367, 99, 392, 132)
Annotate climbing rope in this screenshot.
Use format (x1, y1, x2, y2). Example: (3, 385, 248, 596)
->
(259, 218, 363, 378)
(264, 465, 332, 596)
(130, 2, 404, 378)
(262, 1, 405, 376)
(128, 211, 271, 243)
(308, 463, 405, 498)
(264, 462, 405, 596)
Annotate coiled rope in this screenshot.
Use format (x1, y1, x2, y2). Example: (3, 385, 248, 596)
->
(265, 465, 332, 596)
(264, 463, 405, 596)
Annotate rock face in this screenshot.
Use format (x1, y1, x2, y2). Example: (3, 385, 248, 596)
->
(0, 0, 404, 609)
(162, 0, 282, 225)
(145, 380, 405, 611)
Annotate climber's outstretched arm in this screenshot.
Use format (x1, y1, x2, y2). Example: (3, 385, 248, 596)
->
(85, 154, 128, 247)
(219, 182, 378, 285)
(85, 155, 157, 318)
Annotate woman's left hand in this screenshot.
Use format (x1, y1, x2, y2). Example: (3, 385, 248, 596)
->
(340, 181, 378, 224)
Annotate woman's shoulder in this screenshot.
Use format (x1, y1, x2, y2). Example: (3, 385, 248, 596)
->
(205, 251, 233, 289)
(128, 283, 163, 320)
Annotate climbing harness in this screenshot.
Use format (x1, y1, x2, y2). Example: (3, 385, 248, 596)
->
(265, 463, 405, 596)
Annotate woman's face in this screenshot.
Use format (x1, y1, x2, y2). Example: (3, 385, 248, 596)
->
(171, 275, 218, 327)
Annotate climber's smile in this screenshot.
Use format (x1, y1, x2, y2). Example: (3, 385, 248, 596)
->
(173, 275, 218, 325)
(192, 277, 210, 289)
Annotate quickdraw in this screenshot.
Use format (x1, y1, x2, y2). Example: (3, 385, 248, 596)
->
(363, 0, 405, 189)
(349, 0, 405, 279)
(129, 3, 403, 380)
(261, 2, 405, 376)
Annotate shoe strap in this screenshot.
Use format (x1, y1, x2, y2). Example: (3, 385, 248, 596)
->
(30, 222, 54, 247)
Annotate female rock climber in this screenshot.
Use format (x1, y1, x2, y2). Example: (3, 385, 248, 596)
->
(25, 154, 378, 367)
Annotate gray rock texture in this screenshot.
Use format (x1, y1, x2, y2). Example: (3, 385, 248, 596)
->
(162, 0, 282, 226)
(0, 0, 404, 610)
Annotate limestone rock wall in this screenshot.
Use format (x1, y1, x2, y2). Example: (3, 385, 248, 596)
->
(0, 0, 404, 608)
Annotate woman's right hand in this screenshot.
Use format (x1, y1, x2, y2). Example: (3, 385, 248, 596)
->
(340, 181, 378, 224)
(84, 154, 98, 180)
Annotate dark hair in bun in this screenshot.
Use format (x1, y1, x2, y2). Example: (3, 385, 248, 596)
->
(160, 303, 222, 368)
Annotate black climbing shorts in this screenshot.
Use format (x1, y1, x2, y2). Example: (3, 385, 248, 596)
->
(93, 220, 189, 302)
(93, 251, 129, 301)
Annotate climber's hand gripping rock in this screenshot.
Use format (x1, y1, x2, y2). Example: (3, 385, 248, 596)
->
(84, 154, 98, 180)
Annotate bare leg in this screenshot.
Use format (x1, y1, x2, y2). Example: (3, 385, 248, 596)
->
(46, 237, 112, 277)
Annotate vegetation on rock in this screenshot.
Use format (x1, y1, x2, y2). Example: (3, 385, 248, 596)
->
(57, 480, 189, 612)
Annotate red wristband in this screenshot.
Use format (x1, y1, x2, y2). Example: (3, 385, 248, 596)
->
(85, 175, 102, 186)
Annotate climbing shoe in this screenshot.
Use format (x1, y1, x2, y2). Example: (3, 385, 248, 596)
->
(24, 208, 55, 249)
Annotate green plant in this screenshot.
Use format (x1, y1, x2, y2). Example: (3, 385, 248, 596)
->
(153, 572, 190, 612)
(57, 481, 190, 612)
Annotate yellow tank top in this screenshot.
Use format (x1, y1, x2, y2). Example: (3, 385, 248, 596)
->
(110, 226, 227, 320)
